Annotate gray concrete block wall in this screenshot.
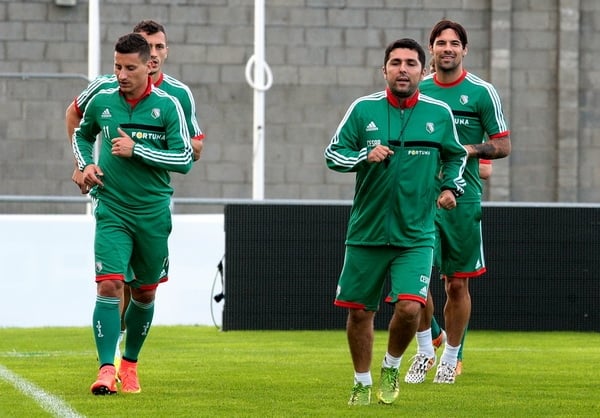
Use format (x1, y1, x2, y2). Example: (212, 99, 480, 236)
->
(0, 0, 598, 213)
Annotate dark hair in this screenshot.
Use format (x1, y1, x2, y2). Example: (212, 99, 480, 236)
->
(384, 38, 426, 69)
(133, 20, 167, 42)
(114, 32, 151, 63)
(429, 19, 468, 48)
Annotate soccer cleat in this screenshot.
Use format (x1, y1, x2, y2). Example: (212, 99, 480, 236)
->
(432, 329, 447, 351)
(455, 359, 463, 376)
(118, 359, 141, 393)
(348, 382, 371, 406)
(433, 361, 456, 384)
(377, 367, 399, 404)
(90, 365, 117, 395)
(404, 354, 436, 384)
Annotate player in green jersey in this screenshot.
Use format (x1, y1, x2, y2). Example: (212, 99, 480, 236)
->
(72, 32, 193, 395)
(67, 20, 204, 195)
(325, 38, 467, 406)
(66, 20, 204, 368)
(404, 19, 511, 385)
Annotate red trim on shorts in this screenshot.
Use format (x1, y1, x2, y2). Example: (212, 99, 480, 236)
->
(441, 267, 487, 280)
(385, 294, 427, 306)
(334, 299, 366, 310)
(96, 274, 124, 282)
(138, 276, 169, 291)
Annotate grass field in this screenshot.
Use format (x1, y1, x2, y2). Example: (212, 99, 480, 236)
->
(0, 326, 598, 417)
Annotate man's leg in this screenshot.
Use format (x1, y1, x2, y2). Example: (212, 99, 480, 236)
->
(90, 280, 123, 395)
(378, 300, 420, 403)
(434, 276, 470, 383)
(346, 308, 375, 405)
(115, 284, 131, 371)
(404, 291, 437, 383)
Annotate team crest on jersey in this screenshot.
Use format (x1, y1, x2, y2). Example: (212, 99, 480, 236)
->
(95, 262, 103, 273)
(460, 95, 469, 105)
(151, 108, 161, 119)
(426, 122, 434, 133)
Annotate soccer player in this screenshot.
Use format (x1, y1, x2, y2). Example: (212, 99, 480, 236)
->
(324, 38, 467, 406)
(65, 20, 204, 366)
(404, 19, 511, 385)
(72, 32, 193, 394)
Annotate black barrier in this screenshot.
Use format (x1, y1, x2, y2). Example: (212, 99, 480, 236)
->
(223, 203, 600, 331)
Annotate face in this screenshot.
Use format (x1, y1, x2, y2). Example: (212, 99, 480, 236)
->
(382, 48, 425, 98)
(114, 51, 151, 99)
(429, 28, 467, 73)
(137, 30, 168, 77)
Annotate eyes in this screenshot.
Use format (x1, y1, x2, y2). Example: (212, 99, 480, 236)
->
(388, 59, 420, 68)
(434, 40, 462, 48)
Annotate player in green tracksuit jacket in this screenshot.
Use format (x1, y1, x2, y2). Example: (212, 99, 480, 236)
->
(324, 38, 467, 407)
(73, 80, 193, 209)
(325, 87, 467, 249)
(72, 32, 193, 396)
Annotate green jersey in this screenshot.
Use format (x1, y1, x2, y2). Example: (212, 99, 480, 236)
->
(74, 73, 204, 141)
(325, 88, 467, 248)
(73, 80, 193, 211)
(420, 70, 510, 202)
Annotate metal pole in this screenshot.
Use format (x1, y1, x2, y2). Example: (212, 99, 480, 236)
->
(88, 0, 100, 81)
(88, 0, 100, 215)
(252, 0, 266, 200)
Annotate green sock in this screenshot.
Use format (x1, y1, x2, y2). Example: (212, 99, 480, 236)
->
(93, 295, 121, 367)
(431, 316, 442, 339)
(458, 325, 468, 360)
(123, 298, 155, 361)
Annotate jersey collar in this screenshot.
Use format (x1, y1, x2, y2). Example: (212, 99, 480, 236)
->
(121, 76, 153, 107)
(386, 87, 419, 109)
(433, 69, 467, 87)
(153, 72, 164, 88)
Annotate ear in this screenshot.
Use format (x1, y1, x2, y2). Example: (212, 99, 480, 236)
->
(463, 46, 468, 57)
(381, 65, 386, 78)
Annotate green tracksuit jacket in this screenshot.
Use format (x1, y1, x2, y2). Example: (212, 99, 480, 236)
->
(73, 81, 193, 211)
(324, 88, 467, 248)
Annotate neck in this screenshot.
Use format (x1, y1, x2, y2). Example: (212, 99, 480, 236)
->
(150, 71, 163, 85)
(435, 66, 463, 84)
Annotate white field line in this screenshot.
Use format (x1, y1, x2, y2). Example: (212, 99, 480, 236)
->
(0, 364, 84, 418)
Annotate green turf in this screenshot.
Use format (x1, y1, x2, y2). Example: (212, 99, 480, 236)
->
(0, 327, 598, 417)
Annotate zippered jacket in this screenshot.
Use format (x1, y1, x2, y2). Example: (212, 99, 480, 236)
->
(73, 80, 193, 211)
(325, 88, 467, 248)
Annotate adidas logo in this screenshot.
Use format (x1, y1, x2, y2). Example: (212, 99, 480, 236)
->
(101, 108, 112, 118)
(366, 121, 378, 132)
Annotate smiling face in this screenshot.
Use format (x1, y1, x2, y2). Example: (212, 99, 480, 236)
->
(429, 28, 467, 75)
(382, 47, 425, 99)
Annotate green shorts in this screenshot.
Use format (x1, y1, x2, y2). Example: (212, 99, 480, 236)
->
(93, 199, 172, 290)
(334, 245, 433, 311)
(434, 202, 486, 278)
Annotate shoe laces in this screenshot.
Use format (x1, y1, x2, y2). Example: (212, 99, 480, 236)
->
(380, 367, 399, 390)
(99, 365, 116, 380)
(350, 383, 370, 400)
(408, 354, 434, 373)
(436, 362, 456, 382)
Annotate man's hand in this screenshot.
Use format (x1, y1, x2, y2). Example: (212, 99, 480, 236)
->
(111, 128, 135, 157)
(436, 189, 457, 210)
(72, 167, 89, 194)
(82, 164, 104, 191)
(192, 139, 203, 161)
(367, 145, 394, 164)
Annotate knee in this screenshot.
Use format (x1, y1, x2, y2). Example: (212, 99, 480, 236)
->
(445, 278, 468, 298)
(396, 300, 421, 322)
